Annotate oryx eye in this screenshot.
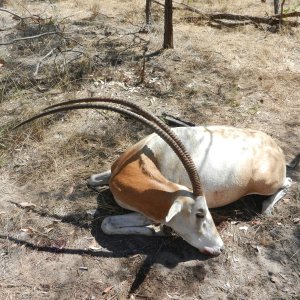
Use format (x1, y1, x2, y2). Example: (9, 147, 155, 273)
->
(196, 208, 206, 218)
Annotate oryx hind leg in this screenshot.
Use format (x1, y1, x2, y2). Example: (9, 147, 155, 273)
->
(101, 212, 164, 236)
(87, 170, 111, 187)
(262, 177, 292, 215)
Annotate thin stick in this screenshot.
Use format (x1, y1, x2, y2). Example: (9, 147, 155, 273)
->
(0, 31, 59, 46)
(56, 32, 84, 47)
(34, 49, 55, 76)
(0, 8, 24, 20)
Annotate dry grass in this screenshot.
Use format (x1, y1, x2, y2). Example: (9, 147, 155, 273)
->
(1, 0, 299, 212)
(0, 0, 299, 299)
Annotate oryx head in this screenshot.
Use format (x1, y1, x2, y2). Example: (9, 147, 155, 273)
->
(165, 192, 223, 256)
(15, 97, 224, 256)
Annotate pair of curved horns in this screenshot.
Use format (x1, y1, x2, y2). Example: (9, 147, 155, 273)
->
(15, 97, 202, 196)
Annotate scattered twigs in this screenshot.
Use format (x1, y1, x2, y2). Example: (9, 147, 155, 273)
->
(60, 49, 86, 66)
(0, 8, 88, 83)
(0, 8, 23, 31)
(0, 8, 54, 33)
(209, 19, 252, 28)
(0, 30, 82, 49)
(173, 0, 204, 15)
(184, 12, 299, 28)
(50, 48, 88, 76)
(274, 11, 300, 18)
(0, 7, 53, 24)
(151, 0, 165, 8)
(34, 49, 55, 76)
(0, 8, 24, 20)
(151, 0, 300, 28)
(56, 32, 84, 47)
(0, 31, 59, 46)
(207, 12, 298, 24)
(152, 0, 187, 11)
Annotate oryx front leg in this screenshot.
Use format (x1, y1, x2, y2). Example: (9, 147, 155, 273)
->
(88, 170, 111, 187)
(101, 212, 164, 236)
(262, 177, 292, 215)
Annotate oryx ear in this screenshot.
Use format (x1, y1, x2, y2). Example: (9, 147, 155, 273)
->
(165, 200, 183, 223)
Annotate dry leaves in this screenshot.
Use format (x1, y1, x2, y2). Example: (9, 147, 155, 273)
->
(102, 285, 113, 294)
(20, 227, 35, 236)
(19, 202, 36, 209)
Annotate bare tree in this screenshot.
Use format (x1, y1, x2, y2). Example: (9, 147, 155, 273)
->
(145, 0, 152, 28)
(163, 0, 173, 49)
(274, 0, 280, 14)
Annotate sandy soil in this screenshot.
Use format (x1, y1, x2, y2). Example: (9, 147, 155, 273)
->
(0, 1, 299, 299)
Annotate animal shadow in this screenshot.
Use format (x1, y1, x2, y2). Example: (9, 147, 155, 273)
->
(91, 189, 204, 259)
(91, 189, 211, 293)
(91, 188, 266, 294)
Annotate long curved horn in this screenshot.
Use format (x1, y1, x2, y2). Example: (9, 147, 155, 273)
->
(43, 98, 194, 164)
(43, 98, 201, 190)
(15, 103, 202, 196)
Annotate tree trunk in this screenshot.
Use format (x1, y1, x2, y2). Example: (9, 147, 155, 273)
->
(145, 0, 152, 27)
(163, 0, 173, 49)
(274, 0, 280, 14)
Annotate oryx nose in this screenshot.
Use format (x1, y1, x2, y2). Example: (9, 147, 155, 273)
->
(201, 246, 223, 256)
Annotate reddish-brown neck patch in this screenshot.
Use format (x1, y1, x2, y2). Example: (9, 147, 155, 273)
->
(110, 147, 185, 222)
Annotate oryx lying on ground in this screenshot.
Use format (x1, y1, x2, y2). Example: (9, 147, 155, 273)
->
(16, 98, 292, 256)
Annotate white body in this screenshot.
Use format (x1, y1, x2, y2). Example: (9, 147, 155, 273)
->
(90, 126, 292, 255)
(143, 126, 287, 208)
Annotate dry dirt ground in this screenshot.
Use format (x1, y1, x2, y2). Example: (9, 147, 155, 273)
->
(0, 0, 300, 299)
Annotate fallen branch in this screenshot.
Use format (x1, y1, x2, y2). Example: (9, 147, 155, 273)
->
(274, 11, 300, 18)
(0, 7, 52, 23)
(0, 30, 83, 47)
(151, 0, 300, 28)
(209, 19, 252, 28)
(209, 12, 299, 23)
(184, 12, 299, 28)
(0, 8, 24, 20)
(175, 0, 300, 20)
(0, 31, 59, 46)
